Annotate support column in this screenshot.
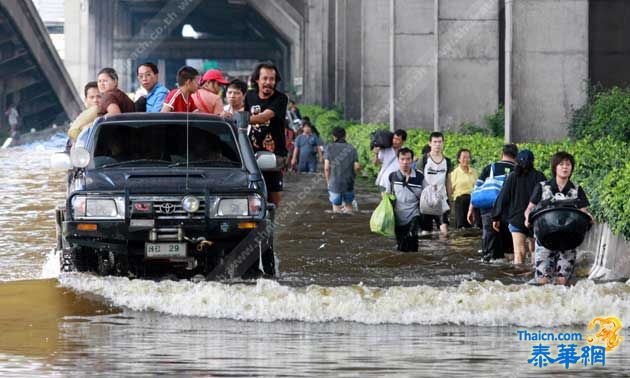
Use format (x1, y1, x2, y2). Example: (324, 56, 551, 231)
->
(343, 0, 363, 120)
(304, 0, 329, 105)
(389, 0, 395, 131)
(512, 0, 588, 141)
(361, 0, 392, 124)
(437, 0, 499, 131)
(392, 0, 436, 130)
(64, 0, 90, 95)
(88, 0, 114, 80)
(334, 0, 347, 107)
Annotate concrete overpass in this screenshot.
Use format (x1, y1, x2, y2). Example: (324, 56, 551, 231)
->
(57, 0, 629, 141)
(0, 0, 82, 132)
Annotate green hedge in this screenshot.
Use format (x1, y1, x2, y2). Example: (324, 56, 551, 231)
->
(569, 86, 630, 143)
(302, 105, 630, 239)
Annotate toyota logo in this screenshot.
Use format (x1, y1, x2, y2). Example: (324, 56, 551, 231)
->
(158, 203, 176, 214)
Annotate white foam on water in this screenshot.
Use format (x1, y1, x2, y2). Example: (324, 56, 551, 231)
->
(40, 249, 61, 279)
(57, 275, 630, 327)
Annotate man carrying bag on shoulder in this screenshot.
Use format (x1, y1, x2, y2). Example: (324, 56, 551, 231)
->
(467, 144, 517, 262)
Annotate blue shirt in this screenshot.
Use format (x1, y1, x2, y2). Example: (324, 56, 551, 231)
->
(295, 134, 320, 163)
(146, 83, 169, 112)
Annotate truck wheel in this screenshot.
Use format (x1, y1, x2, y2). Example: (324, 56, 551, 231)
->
(261, 247, 277, 277)
(243, 246, 277, 279)
(97, 252, 114, 276)
(60, 248, 77, 272)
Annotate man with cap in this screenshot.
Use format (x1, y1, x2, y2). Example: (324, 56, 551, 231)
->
(193, 69, 227, 115)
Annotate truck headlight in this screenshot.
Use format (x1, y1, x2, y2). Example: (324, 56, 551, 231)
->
(217, 195, 262, 217)
(182, 195, 200, 213)
(72, 195, 125, 220)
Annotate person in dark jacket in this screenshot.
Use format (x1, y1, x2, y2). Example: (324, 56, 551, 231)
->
(467, 144, 517, 262)
(491, 149, 546, 265)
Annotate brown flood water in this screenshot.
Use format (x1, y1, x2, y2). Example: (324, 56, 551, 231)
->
(0, 135, 628, 377)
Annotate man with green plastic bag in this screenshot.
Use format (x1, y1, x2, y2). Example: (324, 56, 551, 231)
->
(388, 148, 424, 252)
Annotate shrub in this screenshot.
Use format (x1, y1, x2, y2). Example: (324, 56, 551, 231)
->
(601, 162, 630, 238)
(569, 86, 630, 143)
(484, 104, 504, 137)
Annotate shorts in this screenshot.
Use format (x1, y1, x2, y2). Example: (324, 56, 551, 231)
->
(508, 224, 530, 235)
(534, 241, 576, 280)
(328, 191, 355, 206)
(263, 171, 283, 192)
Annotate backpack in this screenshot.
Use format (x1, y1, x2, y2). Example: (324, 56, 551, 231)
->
(470, 163, 503, 209)
(370, 130, 393, 149)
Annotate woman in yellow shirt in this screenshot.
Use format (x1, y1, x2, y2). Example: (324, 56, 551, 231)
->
(450, 149, 478, 228)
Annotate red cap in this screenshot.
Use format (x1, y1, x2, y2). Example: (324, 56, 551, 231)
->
(202, 69, 228, 85)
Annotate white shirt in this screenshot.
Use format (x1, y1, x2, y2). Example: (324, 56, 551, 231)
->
(423, 155, 448, 196)
(223, 104, 245, 113)
(375, 147, 399, 189)
(6, 107, 18, 125)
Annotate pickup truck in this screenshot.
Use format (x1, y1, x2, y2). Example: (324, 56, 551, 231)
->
(51, 112, 278, 279)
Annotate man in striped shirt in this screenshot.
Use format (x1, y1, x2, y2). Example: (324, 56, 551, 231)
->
(161, 66, 199, 113)
(388, 148, 424, 252)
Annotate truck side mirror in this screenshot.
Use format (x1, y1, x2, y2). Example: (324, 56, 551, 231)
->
(255, 151, 278, 171)
(50, 152, 72, 170)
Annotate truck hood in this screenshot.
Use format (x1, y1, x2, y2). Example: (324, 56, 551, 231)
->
(83, 168, 250, 194)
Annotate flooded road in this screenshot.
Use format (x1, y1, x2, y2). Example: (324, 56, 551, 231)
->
(0, 135, 628, 376)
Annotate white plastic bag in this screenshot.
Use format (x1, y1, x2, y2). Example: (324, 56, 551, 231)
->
(420, 184, 449, 216)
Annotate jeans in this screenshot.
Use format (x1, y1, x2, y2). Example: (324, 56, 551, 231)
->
(298, 159, 317, 173)
(328, 191, 355, 206)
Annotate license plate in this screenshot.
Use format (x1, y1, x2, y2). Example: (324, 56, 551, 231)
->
(145, 243, 186, 258)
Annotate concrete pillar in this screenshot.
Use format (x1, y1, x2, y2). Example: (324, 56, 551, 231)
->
(512, 0, 588, 141)
(304, 0, 329, 105)
(334, 0, 347, 108)
(392, 0, 436, 130)
(65, 0, 115, 93)
(438, 0, 499, 131)
(88, 0, 114, 80)
(361, 0, 392, 124)
(63, 0, 90, 96)
(342, 0, 363, 120)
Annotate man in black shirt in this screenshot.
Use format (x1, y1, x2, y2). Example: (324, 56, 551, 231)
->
(245, 62, 288, 207)
(467, 144, 517, 262)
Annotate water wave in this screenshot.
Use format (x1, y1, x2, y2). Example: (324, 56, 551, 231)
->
(58, 274, 630, 327)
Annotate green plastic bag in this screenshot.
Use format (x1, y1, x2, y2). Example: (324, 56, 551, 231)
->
(370, 193, 396, 237)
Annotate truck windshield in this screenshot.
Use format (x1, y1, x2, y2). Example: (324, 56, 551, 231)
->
(92, 122, 241, 168)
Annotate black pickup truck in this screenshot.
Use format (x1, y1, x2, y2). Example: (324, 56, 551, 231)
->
(51, 112, 278, 279)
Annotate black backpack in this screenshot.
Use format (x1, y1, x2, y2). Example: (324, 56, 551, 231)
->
(370, 130, 393, 149)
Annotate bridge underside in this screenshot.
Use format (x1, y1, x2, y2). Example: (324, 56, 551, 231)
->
(0, 0, 81, 132)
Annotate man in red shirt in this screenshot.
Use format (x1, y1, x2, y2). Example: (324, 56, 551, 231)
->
(161, 66, 199, 113)
(193, 69, 227, 114)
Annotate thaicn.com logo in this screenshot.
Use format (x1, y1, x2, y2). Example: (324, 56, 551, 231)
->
(517, 316, 624, 369)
